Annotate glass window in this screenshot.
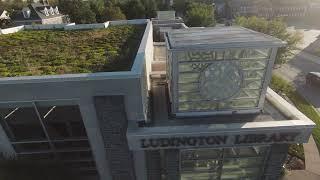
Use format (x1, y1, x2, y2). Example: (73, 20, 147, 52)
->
(224, 49, 242, 60)
(53, 140, 90, 150)
(36, 102, 87, 140)
(0, 101, 97, 176)
(57, 151, 94, 161)
(179, 101, 218, 111)
(12, 142, 51, 153)
(215, 51, 224, 60)
(18, 153, 55, 161)
(181, 149, 222, 180)
(179, 73, 200, 84)
(180, 146, 269, 180)
(0, 103, 46, 141)
(177, 50, 270, 113)
(179, 83, 199, 92)
(239, 48, 271, 59)
(221, 147, 268, 180)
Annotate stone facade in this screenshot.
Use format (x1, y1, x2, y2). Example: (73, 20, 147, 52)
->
(164, 149, 180, 180)
(41, 16, 64, 24)
(263, 144, 289, 180)
(146, 150, 162, 180)
(94, 96, 136, 180)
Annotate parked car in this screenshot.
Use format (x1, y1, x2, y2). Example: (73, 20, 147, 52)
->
(306, 72, 320, 88)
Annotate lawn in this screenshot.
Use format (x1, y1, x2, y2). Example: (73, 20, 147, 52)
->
(0, 25, 145, 77)
(270, 75, 320, 159)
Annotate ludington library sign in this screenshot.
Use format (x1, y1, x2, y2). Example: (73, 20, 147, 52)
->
(139, 132, 300, 149)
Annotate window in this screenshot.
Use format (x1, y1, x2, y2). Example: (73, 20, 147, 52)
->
(54, 6, 60, 14)
(44, 7, 49, 16)
(22, 10, 31, 19)
(36, 102, 87, 140)
(0, 100, 96, 175)
(49, 7, 55, 15)
(0, 103, 46, 141)
(180, 146, 269, 180)
(176, 48, 271, 112)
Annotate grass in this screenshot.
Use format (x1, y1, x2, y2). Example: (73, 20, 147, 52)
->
(270, 75, 320, 159)
(0, 25, 145, 77)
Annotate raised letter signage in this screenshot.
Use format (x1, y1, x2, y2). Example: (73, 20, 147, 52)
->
(139, 132, 300, 149)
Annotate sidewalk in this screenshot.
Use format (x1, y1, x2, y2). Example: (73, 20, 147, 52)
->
(304, 136, 320, 175)
(283, 136, 320, 180)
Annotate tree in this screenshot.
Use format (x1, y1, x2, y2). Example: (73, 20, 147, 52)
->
(59, 0, 96, 24)
(89, 0, 105, 22)
(122, 0, 146, 19)
(173, 0, 188, 15)
(0, 19, 14, 29)
(185, 3, 215, 27)
(235, 16, 303, 65)
(104, 6, 126, 21)
(141, 0, 158, 18)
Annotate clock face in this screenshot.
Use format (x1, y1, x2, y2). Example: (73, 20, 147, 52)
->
(199, 61, 243, 101)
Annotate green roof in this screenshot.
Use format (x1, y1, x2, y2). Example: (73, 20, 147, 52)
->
(0, 25, 145, 77)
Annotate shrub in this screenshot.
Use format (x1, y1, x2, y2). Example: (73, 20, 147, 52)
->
(0, 25, 145, 77)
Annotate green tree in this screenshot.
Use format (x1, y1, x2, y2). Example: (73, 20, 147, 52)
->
(141, 0, 158, 18)
(122, 0, 146, 19)
(235, 16, 303, 65)
(185, 3, 215, 27)
(59, 0, 96, 24)
(0, 19, 14, 29)
(104, 6, 126, 21)
(89, 0, 105, 22)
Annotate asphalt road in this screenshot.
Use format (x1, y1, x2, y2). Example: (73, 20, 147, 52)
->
(273, 49, 320, 111)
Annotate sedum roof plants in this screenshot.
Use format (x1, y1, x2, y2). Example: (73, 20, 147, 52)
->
(0, 25, 145, 77)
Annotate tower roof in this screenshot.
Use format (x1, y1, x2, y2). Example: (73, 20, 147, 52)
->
(166, 26, 286, 50)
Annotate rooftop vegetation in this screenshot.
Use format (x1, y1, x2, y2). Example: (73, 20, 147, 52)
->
(0, 25, 145, 77)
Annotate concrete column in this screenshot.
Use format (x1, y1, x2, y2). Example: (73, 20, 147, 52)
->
(125, 94, 146, 121)
(165, 149, 180, 180)
(94, 96, 136, 180)
(79, 98, 112, 180)
(133, 151, 148, 180)
(263, 144, 289, 180)
(146, 150, 162, 180)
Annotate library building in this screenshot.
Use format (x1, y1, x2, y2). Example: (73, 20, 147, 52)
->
(0, 12, 315, 180)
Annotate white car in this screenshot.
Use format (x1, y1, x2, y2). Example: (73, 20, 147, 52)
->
(306, 72, 320, 88)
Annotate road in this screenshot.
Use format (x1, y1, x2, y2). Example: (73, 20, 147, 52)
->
(274, 21, 320, 111)
(274, 49, 320, 111)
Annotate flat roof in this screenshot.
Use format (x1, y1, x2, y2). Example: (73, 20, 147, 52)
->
(149, 84, 287, 127)
(166, 26, 286, 49)
(0, 25, 145, 77)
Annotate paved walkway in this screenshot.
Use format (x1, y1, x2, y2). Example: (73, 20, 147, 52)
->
(304, 136, 320, 175)
(283, 136, 320, 180)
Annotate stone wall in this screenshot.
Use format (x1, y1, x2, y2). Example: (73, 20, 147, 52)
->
(94, 96, 136, 180)
(263, 144, 289, 180)
(164, 149, 180, 180)
(146, 150, 162, 180)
